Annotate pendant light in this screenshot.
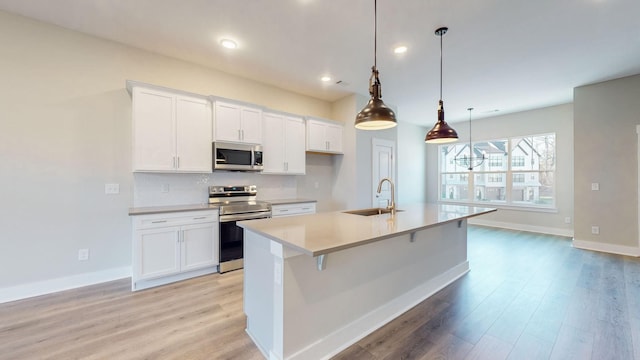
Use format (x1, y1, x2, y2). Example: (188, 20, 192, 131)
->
(355, 0, 397, 130)
(425, 27, 458, 143)
(454, 108, 486, 170)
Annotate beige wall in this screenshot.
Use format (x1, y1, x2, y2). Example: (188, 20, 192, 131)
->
(574, 74, 640, 250)
(0, 10, 333, 290)
(426, 104, 574, 236)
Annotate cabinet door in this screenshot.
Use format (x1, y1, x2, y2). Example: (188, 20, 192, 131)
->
(284, 116, 306, 174)
(132, 87, 176, 171)
(306, 120, 327, 152)
(325, 123, 343, 153)
(262, 113, 285, 173)
(136, 227, 181, 280)
(240, 107, 263, 144)
(214, 101, 242, 142)
(181, 222, 218, 272)
(175, 96, 212, 172)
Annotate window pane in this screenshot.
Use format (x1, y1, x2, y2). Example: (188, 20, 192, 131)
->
(473, 172, 506, 203)
(441, 174, 468, 201)
(511, 172, 555, 206)
(472, 140, 507, 171)
(440, 144, 472, 172)
(510, 134, 555, 171)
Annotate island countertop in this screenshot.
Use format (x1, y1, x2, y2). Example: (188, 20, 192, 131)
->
(237, 203, 496, 256)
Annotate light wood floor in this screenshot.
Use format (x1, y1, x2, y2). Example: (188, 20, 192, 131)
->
(2, 226, 639, 360)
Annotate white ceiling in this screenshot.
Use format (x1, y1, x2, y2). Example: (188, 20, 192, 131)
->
(1, 0, 639, 125)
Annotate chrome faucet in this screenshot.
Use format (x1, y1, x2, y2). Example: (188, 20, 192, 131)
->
(376, 178, 396, 215)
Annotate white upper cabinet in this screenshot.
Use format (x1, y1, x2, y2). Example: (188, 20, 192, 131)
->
(214, 100, 262, 144)
(306, 118, 344, 154)
(262, 112, 306, 174)
(130, 83, 212, 173)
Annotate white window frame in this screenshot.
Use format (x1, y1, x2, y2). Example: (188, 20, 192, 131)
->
(438, 133, 556, 211)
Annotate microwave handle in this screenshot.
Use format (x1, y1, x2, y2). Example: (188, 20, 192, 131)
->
(251, 149, 255, 166)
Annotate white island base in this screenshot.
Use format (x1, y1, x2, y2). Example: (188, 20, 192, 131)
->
(243, 219, 470, 360)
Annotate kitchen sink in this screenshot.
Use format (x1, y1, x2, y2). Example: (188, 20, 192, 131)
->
(342, 208, 404, 216)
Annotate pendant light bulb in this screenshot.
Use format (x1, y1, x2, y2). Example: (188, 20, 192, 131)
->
(425, 27, 458, 143)
(355, 0, 397, 130)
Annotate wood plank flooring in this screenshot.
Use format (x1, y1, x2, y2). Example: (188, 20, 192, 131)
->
(1, 226, 639, 360)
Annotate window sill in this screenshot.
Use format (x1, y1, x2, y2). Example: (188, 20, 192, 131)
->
(438, 200, 558, 214)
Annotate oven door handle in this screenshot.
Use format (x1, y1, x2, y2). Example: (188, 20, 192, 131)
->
(220, 212, 271, 222)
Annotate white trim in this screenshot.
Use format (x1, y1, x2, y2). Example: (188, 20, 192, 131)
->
(572, 239, 640, 257)
(637, 124, 640, 251)
(0, 266, 131, 304)
(286, 261, 470, 360)
(468, 218, 573, 238)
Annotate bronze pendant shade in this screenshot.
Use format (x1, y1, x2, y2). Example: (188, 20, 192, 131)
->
(425, 27, 458, 143)
(355, 0, 397, 130)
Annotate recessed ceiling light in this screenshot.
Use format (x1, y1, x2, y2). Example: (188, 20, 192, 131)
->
(220, 39, 238, 49)
(394, 46, 408, 54)
(321, 76, 332, 82)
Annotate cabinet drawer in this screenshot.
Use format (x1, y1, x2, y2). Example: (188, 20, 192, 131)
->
(271, 203, 316, 217)
(134, 210, 218, 229)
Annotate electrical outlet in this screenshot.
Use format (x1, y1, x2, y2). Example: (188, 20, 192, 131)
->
(591, 226, 600, 235)
(564, 217, 571, 224)
(161, 184, 170, 193)
(591, 183, 599, 191)
(78, 248, 89, 261)
(105, 183, 120, 194)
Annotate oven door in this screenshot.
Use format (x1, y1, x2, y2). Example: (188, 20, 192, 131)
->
(219, 212, 271, 273)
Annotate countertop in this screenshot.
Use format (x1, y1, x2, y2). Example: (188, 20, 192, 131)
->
(128, 203, 218, 216)
(128, 198, 317, 216)
(267, 198, 317, 205)
(237, 203, 496, 256)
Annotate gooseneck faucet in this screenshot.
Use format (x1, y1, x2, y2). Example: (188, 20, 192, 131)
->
(377, 178, 396, 215)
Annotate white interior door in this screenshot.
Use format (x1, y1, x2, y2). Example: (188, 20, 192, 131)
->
(372, 138, 396, 208)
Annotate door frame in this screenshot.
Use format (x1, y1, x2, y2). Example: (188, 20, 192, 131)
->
(371, 138, 397, 208)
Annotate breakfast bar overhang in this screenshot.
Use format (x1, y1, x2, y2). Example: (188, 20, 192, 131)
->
(238, 203, 496, 360)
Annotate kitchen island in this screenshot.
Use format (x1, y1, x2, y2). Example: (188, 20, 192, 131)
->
(238, 203, 496, 360)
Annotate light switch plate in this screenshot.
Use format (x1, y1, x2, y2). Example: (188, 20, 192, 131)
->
(78, 248, 89, 261)
(591, 226, 600, 235)
(105, 183, 120, 194)
(591, 183, 599, 191)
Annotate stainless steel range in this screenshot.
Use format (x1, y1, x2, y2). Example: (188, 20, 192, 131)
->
(209, 185, 271, 273)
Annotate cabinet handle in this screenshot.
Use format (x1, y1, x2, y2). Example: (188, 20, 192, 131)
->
(172, 157, 176, 168)
(242, 130, 245, 140)
(238, 129, 241, 140)
(151, 220, 167, 223)
(193, 217, 207, 220)
(176, 156, 180, 168)
(284, 162, 288, 171)
(280, 209, 289, 212)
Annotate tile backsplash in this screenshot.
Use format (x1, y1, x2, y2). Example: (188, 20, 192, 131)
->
(132, 172, 297, 207)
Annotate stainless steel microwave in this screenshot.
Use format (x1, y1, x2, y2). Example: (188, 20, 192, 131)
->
(213, 142, 263, 172)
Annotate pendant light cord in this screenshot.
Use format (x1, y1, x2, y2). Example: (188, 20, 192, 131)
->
(374, 0, 377, 70)
(468, 108, 473, 157)
(439, 31, 443, 100)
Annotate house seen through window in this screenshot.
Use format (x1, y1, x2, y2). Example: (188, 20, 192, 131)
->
(439, 133, 556, 208)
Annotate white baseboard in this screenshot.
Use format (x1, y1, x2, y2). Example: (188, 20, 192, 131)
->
(572, 239, 640, 257)
(0, 266, 131, 304)
(468, 218, 574, 238)
(288, 261, 470, 360)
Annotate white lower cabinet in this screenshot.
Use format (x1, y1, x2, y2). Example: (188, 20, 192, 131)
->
(271, 202, 317, 217)
(132, 210, 219, 290)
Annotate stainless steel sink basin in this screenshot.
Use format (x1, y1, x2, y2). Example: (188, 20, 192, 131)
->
(342, 208, 404, 216)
